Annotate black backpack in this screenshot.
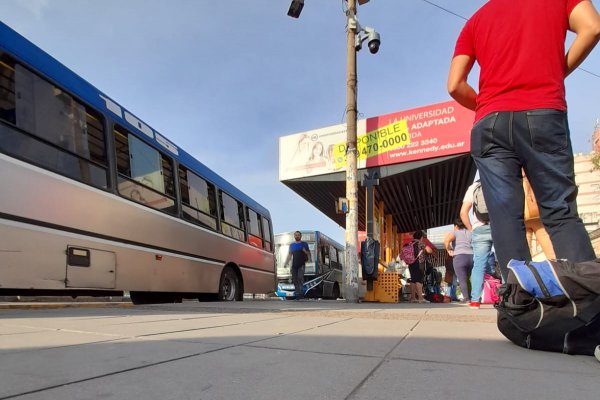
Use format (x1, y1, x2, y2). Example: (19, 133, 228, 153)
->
(496, 259, 600, 355)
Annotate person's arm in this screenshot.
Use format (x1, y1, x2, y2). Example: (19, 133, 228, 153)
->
(565, 0, 600, 77)
(443, 232, 456, 257)
(303, 243, 311, 262)
(447, 55, 477, 111)
(460, 201, 473, 232)
(284, 245, 292, 267)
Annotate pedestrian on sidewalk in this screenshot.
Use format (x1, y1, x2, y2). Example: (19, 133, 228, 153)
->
(284, 231, 311, 300)
(460, 181, 495, 309)
(444, 218, 473, 303)
(407, 231, 433, 304)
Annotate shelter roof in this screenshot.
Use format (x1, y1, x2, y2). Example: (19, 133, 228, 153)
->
(281, 153, 476, 232)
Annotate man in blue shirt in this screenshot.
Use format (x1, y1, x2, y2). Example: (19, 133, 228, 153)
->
(285, 231, 311, 300)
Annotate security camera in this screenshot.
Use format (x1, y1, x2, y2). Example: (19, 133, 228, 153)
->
(355, 26, 381, 54)
(287, 0, 304, 19)
(365, 28, 380, 54)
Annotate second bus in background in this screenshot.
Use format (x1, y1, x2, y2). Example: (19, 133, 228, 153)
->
(275, 231, 344, 300)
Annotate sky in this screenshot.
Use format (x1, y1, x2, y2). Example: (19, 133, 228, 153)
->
(1, 0, 599, 245)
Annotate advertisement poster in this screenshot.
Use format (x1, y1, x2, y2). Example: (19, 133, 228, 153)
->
(279, 100, 474, 181)
(364, 100, 474, 168)
(279, 121, 363, 181)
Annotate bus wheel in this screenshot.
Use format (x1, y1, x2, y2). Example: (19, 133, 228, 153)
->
(218, 267, 240, 301)
(331, 284, 340, 300)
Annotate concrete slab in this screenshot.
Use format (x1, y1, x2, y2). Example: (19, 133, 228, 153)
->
(256, 317, 417, 357)
(0, 323, 48, 335)
(351, 357, 600, 400)
(69, 313, 272, 336)
(0, 338, 226, 399)
(2, 300, 598, 400)
(391, 320, 599, 374)
(11, 345, 380, 400)
(1, 312, 279, 338)
(147, 315, 341, 346)
(0, 329, 123, 353)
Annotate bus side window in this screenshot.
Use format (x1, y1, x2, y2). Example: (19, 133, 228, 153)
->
(0, 54, 16, 124)
(114, 125, 176, 214)
(320, 245, 330, 273)
(246, 207, 263, 248)
(262, 216, 272, 251)
(330, 245, 339, 270)
(0, 53, 108, 189)
(179, 165, 217, 230)
(219, 190, 245, 242)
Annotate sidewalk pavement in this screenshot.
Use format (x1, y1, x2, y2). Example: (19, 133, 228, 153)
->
(0, 299, 598, 400)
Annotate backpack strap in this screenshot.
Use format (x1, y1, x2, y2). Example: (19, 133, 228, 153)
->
(413, 240, 424, 261)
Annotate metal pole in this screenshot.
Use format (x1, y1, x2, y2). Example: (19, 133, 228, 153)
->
(344, 0, 359, 303)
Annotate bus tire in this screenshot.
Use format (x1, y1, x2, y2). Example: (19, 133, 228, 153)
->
(218, 266, 241, 301)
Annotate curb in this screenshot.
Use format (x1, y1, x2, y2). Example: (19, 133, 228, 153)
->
(0, 302, 134, 310)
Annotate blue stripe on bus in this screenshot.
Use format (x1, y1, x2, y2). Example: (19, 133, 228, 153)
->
(0, 21, 269, 217)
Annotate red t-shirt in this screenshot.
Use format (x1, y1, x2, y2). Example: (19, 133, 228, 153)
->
(453, 0, 585, 122)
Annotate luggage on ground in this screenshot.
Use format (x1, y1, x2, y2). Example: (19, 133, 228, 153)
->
(496, 259, 600, 355)
(423, 263, 443, 302)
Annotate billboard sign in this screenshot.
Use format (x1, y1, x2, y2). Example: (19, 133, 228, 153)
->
(364, 100, 474, 167)
(279, 100, 474, 181)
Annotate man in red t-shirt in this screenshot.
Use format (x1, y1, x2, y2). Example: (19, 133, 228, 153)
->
(447, 0, 600, 279)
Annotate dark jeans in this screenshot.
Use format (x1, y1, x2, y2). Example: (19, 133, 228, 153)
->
(291, 265, 305, 298)
(471, 110, 595, 279)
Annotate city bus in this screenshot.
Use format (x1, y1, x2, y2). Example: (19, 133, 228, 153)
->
(0, 21, 275, 304)
(275, 230, 344, 299)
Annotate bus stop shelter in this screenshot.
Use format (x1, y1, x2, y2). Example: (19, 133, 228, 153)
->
(279, 100, 477, 242)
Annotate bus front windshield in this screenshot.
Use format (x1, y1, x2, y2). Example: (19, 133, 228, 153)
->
(275, 240, 316, 276)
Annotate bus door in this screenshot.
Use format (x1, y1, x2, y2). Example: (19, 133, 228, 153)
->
(65, 247, 116, 289)
(319, 244, 334, 295)
(329, 245, 343, 284)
